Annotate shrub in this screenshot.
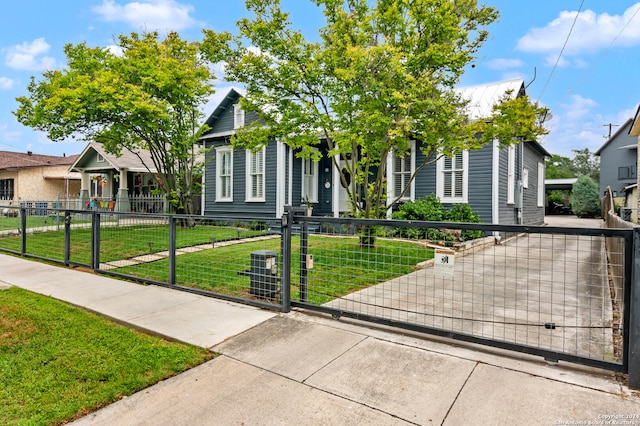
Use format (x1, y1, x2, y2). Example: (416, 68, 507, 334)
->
(392, 194, 445, 222)
(571, 175, 601, 218)
(391, 195, 483, 242)
(445, 203, 484, 241)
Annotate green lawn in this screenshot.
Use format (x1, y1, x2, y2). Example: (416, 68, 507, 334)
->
(117, 235, 433, 304)
(0, 215, 69, 232)
(0, 287, 214, 425)
(0, 221, 268, 264)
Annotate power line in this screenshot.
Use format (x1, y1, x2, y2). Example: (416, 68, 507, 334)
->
(552, 2, 640, 111)
(537, 0, 585, 103)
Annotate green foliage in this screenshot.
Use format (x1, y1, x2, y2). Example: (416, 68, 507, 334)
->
(14, 31, 221, 214)
(472, 94, 549, 148)
(545, 154, 576, 179)
(571, 148, 600, 182)
(391, 194, 483, 242)
(392, 194, 445, 222)
(571, 175, 601, 218)
(444, 203, 484, 240)
(547, 189, 572, 207)
(201, 0, 552, 219)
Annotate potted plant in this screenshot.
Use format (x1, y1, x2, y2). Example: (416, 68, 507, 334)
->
(301, 196, 314, 216)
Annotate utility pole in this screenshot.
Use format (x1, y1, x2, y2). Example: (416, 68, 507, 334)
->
(603, 123, 619, 139)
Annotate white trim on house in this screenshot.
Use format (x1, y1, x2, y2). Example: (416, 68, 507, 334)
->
(245, 147, 265, 202)
(507, 145, 515, 205)
(215, 146, 233, 202)
(288, 146, 293, 207)
(276, 139, 286, 218)
(492, 139, 500, 224)
(537, 162, 545, 208)
(332, 156, 340, 217)
(387, 141, 416, 206)
(301, 153, 319, 204)
(436, 151, 468, 203)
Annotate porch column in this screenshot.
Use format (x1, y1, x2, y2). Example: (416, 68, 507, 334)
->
(79, 172, 90, 210)
(115, 168, 131, 212)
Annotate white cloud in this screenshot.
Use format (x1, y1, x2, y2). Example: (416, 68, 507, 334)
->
(93, 0, 202, 31)
(0, 77, 15, 90)
(542, 94, 607, 156)
(0, 125, 22, 143)
(516, 3, 640, 55)
(5, 38, 57, 71)
(544, 55, 570, 68)
(486, 58, 524, 70)
(105, 44, 124, 56)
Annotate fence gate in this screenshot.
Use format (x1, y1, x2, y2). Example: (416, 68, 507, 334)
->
(287, 214, 635, 375)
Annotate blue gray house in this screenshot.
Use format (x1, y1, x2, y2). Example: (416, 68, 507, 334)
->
(595, 118, 637, 197)
(201, 80, 549, 226)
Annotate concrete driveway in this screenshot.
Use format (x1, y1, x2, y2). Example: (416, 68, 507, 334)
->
(326, 215, 615, 364)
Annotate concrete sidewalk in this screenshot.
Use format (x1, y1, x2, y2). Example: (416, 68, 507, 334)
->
(2, 253, 640, 425)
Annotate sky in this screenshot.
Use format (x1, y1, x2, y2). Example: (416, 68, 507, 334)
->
(1, 0, 639, 159)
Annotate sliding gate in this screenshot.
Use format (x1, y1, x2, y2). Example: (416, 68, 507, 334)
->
(286, 214, 635, 374)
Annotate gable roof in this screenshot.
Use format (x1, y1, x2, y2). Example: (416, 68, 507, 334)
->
(69, 141, 158, 173)
(457, 78, 526, 120)
(630, 104, 640, 137)
(595, 118, 634, 155)
(0, 150, 79, 171)
(202, 87, 245, 127)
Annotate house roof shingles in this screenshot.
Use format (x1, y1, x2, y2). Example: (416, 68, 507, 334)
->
(0, 150, 79, 171)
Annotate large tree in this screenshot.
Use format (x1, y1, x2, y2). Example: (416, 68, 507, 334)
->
(202, 0, 548, 219)
(14, 31, 220, 215)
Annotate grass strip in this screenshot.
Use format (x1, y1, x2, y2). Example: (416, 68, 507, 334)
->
(0, 287, 214, 426)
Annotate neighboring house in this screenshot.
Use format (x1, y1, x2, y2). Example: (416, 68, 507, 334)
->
(0, 150, 80, 209)
(69, 142, 161, 213)
(630, 105, 640, 217)
(595, 118, 637, 197)
(201, 80, 549, 225)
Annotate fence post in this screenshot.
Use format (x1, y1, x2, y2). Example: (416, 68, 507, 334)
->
(300, 216, 309, 303)
(628, 228, 640, 389)
(92, 211, 101, 271)
(20, 208, 26, 254)
(64, 211, 71, 265)
(280, 210, 291, 313)
(168, 215, 176, 285)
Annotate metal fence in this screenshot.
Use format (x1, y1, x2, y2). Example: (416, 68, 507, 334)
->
(287, 214, 633, 375)
(1, 204, 639, 385)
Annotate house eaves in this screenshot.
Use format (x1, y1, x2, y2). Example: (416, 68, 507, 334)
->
(630, 105, 640, 137)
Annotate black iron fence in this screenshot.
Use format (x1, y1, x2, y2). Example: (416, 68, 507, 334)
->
(1, 204, 639, 387)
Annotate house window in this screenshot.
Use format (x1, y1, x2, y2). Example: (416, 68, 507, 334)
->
(0, 178, 14, 199)
(246, 147, 265, 202)
(302, 156, 319, 203)
(389, 141, 415, 202)
(619, 166, 636, 180)
(537, 162, 544, 208)
(437, 151, 468, 203)
(216, 147, 233, 202)
(523, 168, 529, 189)
(507, 145, 515, 204)
(234, 104, 245, 129)
(96, 153, 105, 162)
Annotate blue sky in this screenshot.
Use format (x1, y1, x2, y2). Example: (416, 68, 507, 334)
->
(1, 0, 639, 158)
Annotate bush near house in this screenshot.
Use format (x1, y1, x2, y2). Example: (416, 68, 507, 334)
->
(391, 194, 484, 242)
(571, 175, 601, 218)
